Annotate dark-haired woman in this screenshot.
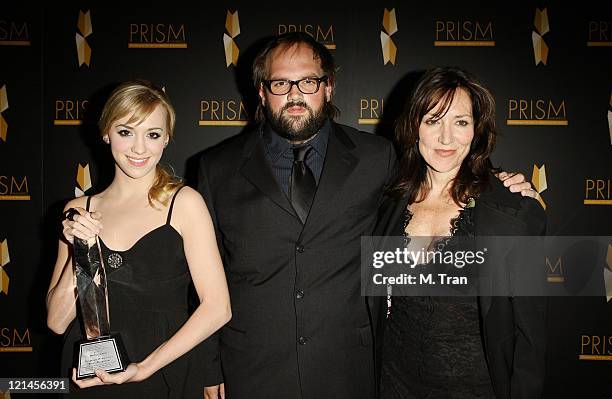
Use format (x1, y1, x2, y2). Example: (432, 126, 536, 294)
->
(46, 81, 231, 398)
(377, 67, 546, 399)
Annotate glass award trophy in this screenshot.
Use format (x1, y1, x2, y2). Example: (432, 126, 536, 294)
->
(73, 236, 129, 379)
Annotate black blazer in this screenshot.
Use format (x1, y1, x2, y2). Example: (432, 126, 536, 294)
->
(373, 177, 547, 399)
(197, 123, 396, 399)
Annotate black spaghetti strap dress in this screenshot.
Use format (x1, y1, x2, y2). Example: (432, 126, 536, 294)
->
(61, 188, 205, 398)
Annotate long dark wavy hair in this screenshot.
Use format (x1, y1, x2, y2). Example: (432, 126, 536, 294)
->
(390, 67, 499, 205)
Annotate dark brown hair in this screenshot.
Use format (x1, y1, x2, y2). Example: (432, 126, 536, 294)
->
(252, 32, 339, 123)
(391, 67, 499, 204)
(99, 80, 183, 207)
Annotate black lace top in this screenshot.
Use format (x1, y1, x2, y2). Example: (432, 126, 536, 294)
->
(380, 199, 496, 399)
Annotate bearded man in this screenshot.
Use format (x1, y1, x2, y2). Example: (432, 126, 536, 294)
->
(197, 32, 531, 399)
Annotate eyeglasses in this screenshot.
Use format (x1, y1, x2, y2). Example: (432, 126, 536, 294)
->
(263, 76, 328, 95)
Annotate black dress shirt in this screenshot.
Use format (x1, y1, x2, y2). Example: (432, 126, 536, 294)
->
(263, 119, 330, 196)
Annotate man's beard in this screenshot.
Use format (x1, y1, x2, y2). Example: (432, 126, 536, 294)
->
(266, 100, 328, 142)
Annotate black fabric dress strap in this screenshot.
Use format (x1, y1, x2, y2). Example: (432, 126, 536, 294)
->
(85, 196, 92, 212)
(166, 186, 185, 225)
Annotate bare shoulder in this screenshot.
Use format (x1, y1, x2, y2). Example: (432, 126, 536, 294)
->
(174, 186, 204, 205)
(172, 186, 210, 219)
(170, 187, 212, 236)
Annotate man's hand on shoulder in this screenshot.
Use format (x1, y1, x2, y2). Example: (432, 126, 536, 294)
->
(496, 171, 536, 198)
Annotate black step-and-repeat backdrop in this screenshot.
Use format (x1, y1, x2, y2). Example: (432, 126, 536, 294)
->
(1, 3, 611, 398)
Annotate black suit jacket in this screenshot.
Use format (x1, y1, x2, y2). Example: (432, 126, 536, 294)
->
(198, 123, 396, 399)
(373, 177, 547, 399)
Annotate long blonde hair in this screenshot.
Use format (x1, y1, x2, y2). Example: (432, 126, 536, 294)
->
(98, 80, 183, 207)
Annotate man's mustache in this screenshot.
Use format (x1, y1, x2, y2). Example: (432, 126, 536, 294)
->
(282, 101, 311, 113)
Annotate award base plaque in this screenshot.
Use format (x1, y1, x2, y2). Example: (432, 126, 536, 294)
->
(75, 333, 130, 380)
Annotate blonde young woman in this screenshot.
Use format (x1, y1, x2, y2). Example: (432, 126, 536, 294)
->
(46, 81, 231, 398)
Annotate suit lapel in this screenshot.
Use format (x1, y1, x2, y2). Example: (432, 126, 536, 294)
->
(304, 124, 359, 229)
(240, 131, 297, 219)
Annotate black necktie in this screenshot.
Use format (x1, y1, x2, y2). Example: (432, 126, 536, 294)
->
(290, 145, 316, 224)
